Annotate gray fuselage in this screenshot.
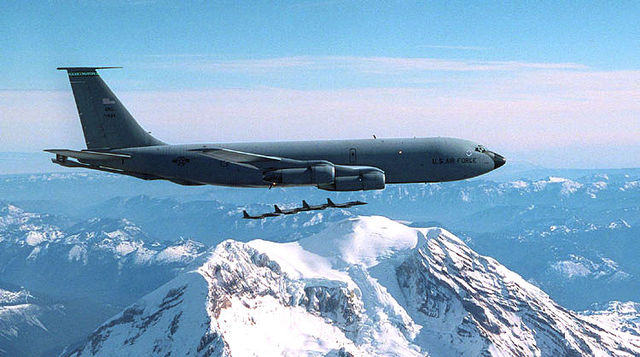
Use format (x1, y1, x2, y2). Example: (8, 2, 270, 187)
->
(105, 137, 504, 187)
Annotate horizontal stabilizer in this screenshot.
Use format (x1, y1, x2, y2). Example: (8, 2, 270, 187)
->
(44, 149, 131, 161)
(49, 156, 162, 182)
(57, 66, 122, 71)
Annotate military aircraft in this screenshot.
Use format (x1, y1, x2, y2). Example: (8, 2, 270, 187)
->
(299, 200, 328, 211)
(274, 205, 299, 215)
(243, 210, 280, 219)
(46, 67, 506, 192)
(326, 198, 366, 208)
(246, 199, 363, 219)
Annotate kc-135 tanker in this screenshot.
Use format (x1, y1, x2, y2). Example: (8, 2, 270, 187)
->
(46, 67, 505, 217)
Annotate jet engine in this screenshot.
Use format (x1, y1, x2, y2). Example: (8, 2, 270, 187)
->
(263, 165, 335, 185)
(318, 166, 385, 191)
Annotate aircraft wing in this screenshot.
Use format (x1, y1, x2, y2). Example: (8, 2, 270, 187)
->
(44, 149, 131, 161)
(190, 147, 328, 170)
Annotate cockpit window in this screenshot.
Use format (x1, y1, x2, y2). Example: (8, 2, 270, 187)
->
(475, 145, 487, 153)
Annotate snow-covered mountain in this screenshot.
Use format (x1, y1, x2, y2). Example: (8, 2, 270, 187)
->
(581, 301, 640, 337)
(65, 216, 640, 356)
(0, 204, 207, 303)
(0, 286, 75, 357)
(0, 204, 209, 356)
(83, 195, 355, 245)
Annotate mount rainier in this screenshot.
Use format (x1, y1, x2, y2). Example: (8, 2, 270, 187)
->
(65, 216, 640, 357)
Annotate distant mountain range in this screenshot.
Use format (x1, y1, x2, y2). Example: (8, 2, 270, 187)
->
(0, 169, 639, 355)
(5, 170, 639, 308)
(0, 204, 207, 356)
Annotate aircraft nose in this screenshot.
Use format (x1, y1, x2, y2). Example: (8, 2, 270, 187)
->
(491, 152, 506, 169)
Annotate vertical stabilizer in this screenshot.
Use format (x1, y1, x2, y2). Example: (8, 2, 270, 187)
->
(58, 67, 164, 149)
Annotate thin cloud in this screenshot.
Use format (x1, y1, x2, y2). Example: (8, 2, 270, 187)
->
(153, 56, 589, 74)
(143, 54, 212, 59)
(342, 56, 588, 72)
(287, 0, 344, 10)
(418, 45, 489, 51)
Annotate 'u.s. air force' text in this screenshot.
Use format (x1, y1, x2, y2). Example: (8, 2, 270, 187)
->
(432, 157, 477, 164)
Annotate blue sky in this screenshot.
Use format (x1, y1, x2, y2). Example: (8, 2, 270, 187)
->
(1, 1, 639, 169)
(3, 1, 639, 89)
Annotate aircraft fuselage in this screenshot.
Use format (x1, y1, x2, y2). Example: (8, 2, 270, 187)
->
(93, 137, 504, 187)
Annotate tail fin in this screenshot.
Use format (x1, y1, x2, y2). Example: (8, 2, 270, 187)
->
(243, 210, 250, 218)
(327, 198, 335, 207)
(58, 67, 164, 150)
(302, 200, 310, 209)
(274, 205, 282, 213)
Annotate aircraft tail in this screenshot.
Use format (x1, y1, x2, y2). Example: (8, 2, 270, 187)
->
(243, 210, 250, 219)
(58, 67, 164, 150)
(274, 205, 283, 214)
(327, 198, 336, 207)
(302, 200, 310, 209)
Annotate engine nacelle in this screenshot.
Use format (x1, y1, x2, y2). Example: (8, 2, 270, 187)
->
(318, 166, 385, 191)
(263, 165, 335, 186)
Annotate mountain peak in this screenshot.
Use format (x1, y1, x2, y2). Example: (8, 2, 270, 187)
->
(296, 215, 429, 268)
(68, 216, 640, 356)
